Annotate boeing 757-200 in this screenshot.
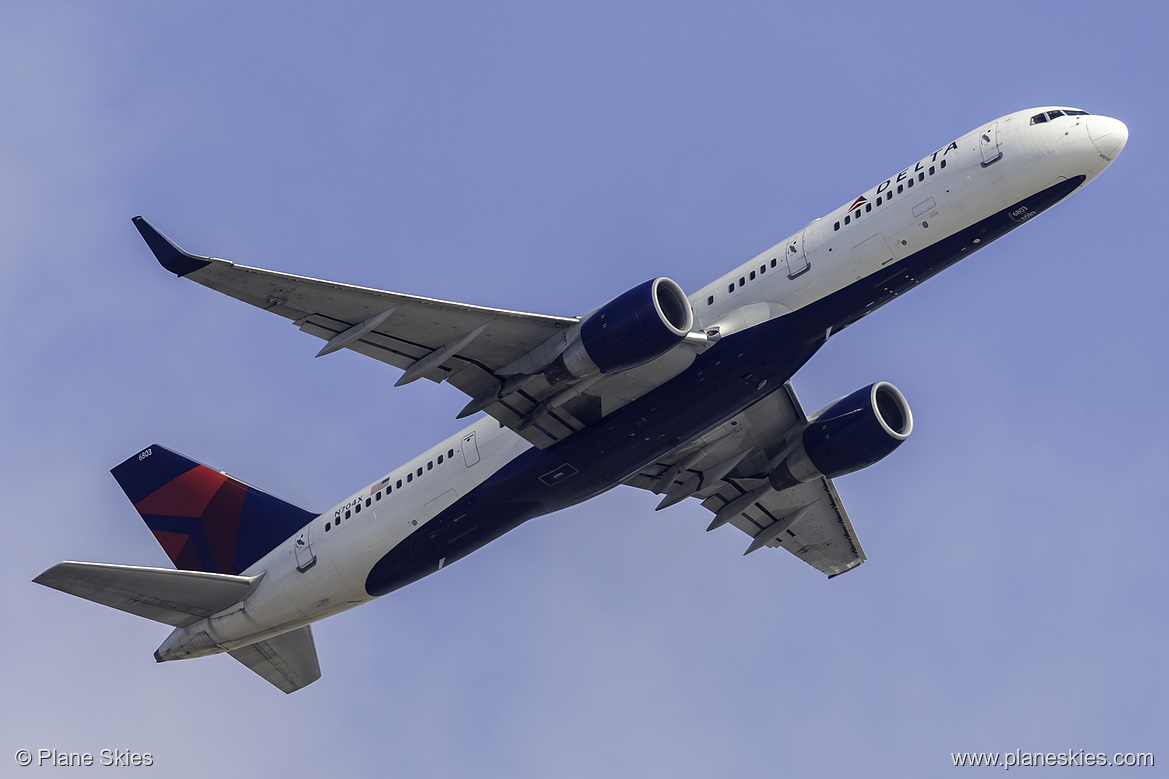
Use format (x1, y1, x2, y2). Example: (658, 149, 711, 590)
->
(36, 107, 1127, 692)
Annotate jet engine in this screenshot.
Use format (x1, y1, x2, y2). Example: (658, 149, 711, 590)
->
(769, 382, 913, 491)
(544, 277, 694, 385)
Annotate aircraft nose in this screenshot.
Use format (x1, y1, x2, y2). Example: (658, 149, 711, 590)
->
(1087, 116, 1128, 162)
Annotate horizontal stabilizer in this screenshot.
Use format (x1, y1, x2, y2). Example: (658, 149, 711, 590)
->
(229, 626, 321, 694)
(34, 561, 260, 628)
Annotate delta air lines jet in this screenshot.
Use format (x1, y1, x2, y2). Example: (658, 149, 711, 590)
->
(36, 107, 1127, 692)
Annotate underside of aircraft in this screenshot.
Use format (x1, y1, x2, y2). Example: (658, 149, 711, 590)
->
(36, 106, 1128, 691)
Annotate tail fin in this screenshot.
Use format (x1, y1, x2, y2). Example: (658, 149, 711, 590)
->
(112, 445, 316, 575)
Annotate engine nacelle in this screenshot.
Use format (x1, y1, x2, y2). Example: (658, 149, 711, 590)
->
(769, 382, 913, 491)
(544, 277, 694, 385)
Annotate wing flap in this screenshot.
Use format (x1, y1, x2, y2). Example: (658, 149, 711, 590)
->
(33, 561, 261, 627)
(228, 626, 321, 694)
(705, 476, 865, 577)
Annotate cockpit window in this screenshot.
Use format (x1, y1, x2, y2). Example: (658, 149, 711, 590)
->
(1031, 108, 1090, 125)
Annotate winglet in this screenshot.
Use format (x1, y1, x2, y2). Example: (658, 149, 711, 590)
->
(132, 216, 213, 276)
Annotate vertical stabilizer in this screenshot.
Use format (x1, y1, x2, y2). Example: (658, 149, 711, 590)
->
(112, 445, 316, 575)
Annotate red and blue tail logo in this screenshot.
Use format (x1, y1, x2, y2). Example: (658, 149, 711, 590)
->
(111, 445, 316, 575)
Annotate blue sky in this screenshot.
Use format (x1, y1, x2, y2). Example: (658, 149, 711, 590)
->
(3, 2, 1165, 776)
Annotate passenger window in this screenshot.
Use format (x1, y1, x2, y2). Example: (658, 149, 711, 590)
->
(770, 258, 777, 267)
(897, 184, 903, 194)
(876, 196, 882, 206)
(760, 264, 765, 274)
(416, 467, 423, 477)
(928, 165, 935, 175)
(396, 479, 402, 488)
(427, 461, 433, 471)
(707, 295, 714, 305)
(449, 449, 455, 458)
(365, 498, 372, 507)
(844, 215, 850, 225)
(437, 455, 444, 464)
(326, 522, 331, 531)
(407, 473, 413, 483)
(738, 277, 745, 287)
(907, 178, 914, 188)
(854, 209, 861, 218)
(749, 271, 755, 280)
(727, 283, 734, 293)
(940, 159, 947, 169)
(345, 509, 351, 519)
(865, 203, 872, 212)
(376, 491, 382, 501)
(834, 221, 840, 231)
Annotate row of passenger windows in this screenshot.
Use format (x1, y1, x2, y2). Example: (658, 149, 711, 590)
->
(707, 257, 781, 304)
(701, 153, 950, 307)
(325, 447, 458, 532)
(832, 159, 947, 232)
(1030, 109, 1087, 125)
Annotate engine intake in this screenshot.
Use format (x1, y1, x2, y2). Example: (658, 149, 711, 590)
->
(769, 382, 913, 491)
(545, 278, 693, 385)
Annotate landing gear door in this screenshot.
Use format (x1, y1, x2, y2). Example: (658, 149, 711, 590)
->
(294, 528, 316, 572)
(785, 230, 809, 279)
(979, 122, 1002, 166)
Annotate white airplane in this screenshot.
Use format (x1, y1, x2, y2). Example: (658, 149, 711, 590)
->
(36, 107, 1127, 693)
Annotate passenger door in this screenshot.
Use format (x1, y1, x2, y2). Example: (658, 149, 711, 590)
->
(293, 528, 316, 572)
(785, 230, 809, 278)
(461, 431, 480, 467)
(979, 122, 1002, 166)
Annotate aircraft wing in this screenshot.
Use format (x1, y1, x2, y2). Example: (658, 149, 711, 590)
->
(135, 217, 718, 448)
(623, 382, 866, 577)
(134, 217, 589, 447)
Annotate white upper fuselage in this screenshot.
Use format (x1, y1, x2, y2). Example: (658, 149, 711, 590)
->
(157, 106, 1127, 660)
(693, 107, 1123, 337)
